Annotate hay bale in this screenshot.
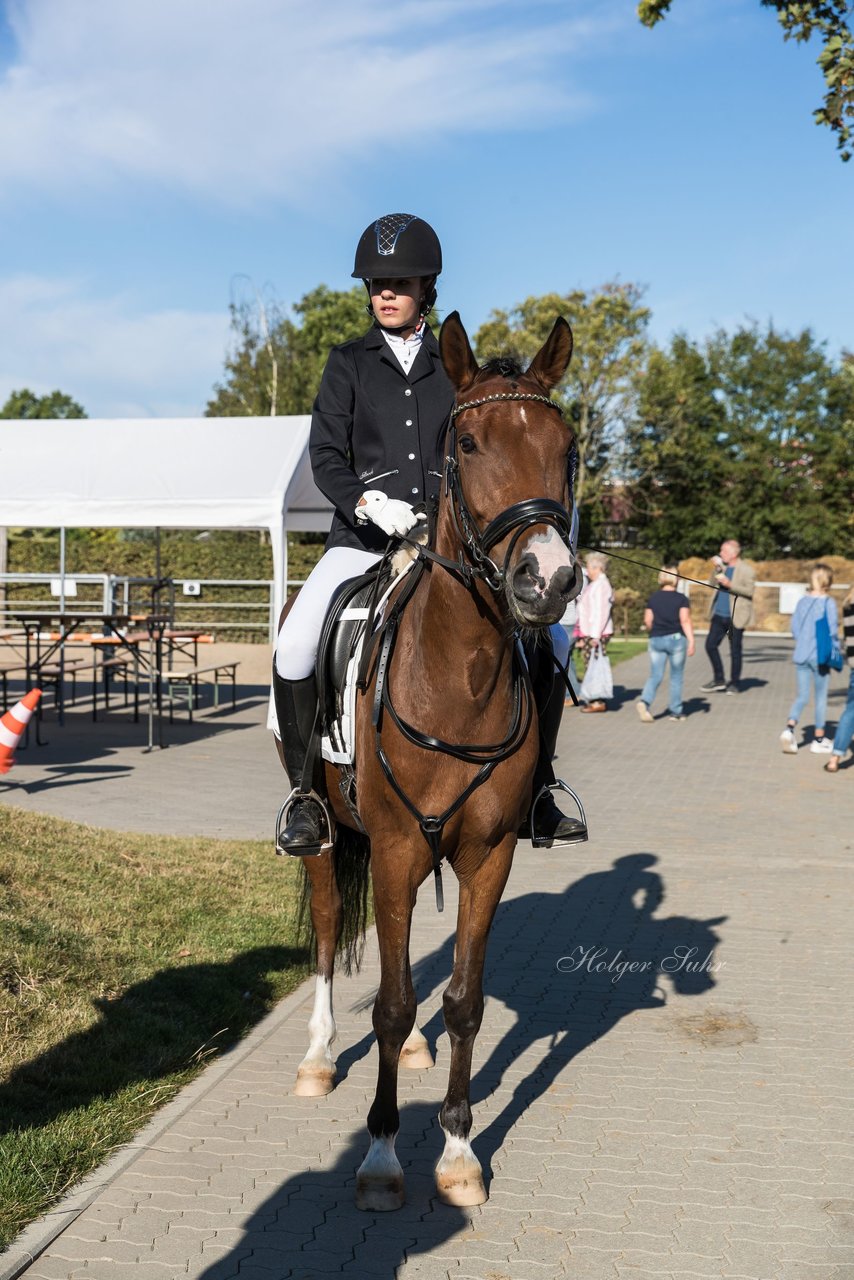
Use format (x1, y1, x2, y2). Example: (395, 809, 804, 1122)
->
(760, 613, 791, 633)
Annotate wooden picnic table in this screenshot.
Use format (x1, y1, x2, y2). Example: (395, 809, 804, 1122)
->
(9, 613, 170, 749)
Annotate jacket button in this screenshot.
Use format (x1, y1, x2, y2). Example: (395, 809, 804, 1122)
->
(411, 487, 419, 495)
(404, 388, 412, 396)
(408, 453, 415, 460)
(405, 419, 413, 426)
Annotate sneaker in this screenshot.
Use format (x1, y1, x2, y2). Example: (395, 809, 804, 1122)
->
(780, 727, 798, 755)
(725, 684, 739, 695)
(810, 737, 833, 754)
(700, 680, 727, 692)
(668, 714, 686, 721)
(636, 700, 654, 723)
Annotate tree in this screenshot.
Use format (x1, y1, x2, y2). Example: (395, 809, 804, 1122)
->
(638, 0, 854, 160)
(631, 323, 851, 557)
(709, 323, 845, 556)
(473, 284, 650, 534)
(206, 283, 370, 417)
(0, 388, 87, 418)
(631, 333, 730, 557)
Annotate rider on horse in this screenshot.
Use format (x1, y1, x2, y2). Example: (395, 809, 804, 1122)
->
(272, 213, 586, 855)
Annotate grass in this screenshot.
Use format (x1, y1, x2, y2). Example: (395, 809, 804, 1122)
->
(573, 635, 648, 676)
(597, 636, 648, 667)
(0, 807, 311, 1249)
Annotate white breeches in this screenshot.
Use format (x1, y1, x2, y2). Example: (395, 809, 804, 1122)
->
(275, 547, 382, 681)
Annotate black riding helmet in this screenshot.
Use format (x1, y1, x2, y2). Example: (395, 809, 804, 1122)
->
(353, 214, 442, 317)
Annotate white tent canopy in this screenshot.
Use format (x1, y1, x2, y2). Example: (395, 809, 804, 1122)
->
(0, 416, 333, 621)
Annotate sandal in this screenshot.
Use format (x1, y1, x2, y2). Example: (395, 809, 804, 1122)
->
(824, 756, 841, 773)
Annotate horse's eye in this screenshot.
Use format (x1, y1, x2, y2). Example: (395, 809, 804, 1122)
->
(459, 435, 477, 454)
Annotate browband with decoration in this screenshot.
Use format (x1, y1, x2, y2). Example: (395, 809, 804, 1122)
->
(451, 392, 564, 420)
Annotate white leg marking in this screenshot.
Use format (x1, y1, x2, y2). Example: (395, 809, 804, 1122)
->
(294, 975, 336, 1097)
(435, 1124, 487, 1207)
(356, 1134, 405, 1212)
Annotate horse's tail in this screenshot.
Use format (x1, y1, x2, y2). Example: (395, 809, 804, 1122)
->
(295, 825, 372, 977)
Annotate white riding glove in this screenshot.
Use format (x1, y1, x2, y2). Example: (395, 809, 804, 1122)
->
(355, 490, 419, 538)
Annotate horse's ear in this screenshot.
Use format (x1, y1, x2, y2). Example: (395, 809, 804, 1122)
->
(526, 317, 573, 391)
(440, 311, 479, 391)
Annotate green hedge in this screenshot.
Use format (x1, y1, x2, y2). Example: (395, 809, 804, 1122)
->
(5, 530, 325, 641)
(7, 531, 662, 639)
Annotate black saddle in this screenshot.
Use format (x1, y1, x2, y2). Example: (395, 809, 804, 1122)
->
(315, 568, 385, 753)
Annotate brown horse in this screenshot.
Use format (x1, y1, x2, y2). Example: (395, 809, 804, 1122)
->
(283, 311, 581, 1211)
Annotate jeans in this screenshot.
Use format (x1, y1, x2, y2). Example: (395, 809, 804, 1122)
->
(831, 668, 854, 756)
(705, 614, 744, 686)
(641, 633, 688, 716)
(787, 660, 830, 732)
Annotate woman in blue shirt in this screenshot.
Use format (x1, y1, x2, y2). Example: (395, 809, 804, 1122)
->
(780, 563, 839, 754)
(636, 567, 695, 722)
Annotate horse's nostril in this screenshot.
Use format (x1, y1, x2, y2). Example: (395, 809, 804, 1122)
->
(511, 553, 544, 599)
(552, 565, 575, 597)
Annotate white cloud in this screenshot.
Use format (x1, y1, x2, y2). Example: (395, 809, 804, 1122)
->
(0, 0, 609, 207)
(0, 275, 230, 416)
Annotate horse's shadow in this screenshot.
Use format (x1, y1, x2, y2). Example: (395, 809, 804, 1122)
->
(339, 852, 726, 1182)
(196, 1101, 470, 1279)
(195, 853, 726, 1277)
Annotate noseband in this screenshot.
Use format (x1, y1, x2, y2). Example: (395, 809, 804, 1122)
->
(446, 392, 578, 592)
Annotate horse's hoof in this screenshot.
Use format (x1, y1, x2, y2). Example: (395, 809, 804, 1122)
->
(293, 1067, 335, 1097)
(355, 1176, 405, 1212)
(356, 1136, 404, 1211)
(435, 1170, 487, 1207)
(399, 1044, 435, 1069)
(435, 1145, 487, 1207)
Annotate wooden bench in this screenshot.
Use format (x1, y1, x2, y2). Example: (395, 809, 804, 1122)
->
(38, 658, 90, 709)
(162, 662, 240, 721)
(98, 654, 140, 721)
(0, 665, 27, 711)
(0, 658, 89, 712)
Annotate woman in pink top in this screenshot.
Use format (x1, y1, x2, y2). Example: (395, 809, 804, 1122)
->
(576, 551, 614, 712)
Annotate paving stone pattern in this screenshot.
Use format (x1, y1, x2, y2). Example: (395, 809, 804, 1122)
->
(5, 638, 853, 1280)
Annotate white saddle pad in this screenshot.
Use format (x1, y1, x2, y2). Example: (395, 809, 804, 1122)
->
(321, 560, 416, 766)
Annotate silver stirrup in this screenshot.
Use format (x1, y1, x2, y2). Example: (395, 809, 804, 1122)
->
(275, 788, 334, 858)
(530, 780, 589, 848)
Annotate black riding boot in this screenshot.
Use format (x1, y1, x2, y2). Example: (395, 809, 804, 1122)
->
(519, 657, 588, 848)
(272, 669, 330, 856)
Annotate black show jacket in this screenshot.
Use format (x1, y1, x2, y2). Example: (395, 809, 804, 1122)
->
(309, 324, 455, 553)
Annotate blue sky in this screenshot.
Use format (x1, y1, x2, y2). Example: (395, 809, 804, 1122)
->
(0, 0, 851, 417)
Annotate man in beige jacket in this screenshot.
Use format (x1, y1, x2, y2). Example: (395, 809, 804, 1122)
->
(701, 539, 756, 694)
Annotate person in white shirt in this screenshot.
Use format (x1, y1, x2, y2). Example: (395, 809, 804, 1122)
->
(576, 552, 614, 712)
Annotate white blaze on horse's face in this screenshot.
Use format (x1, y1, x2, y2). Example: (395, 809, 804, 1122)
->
(509, 524, 581, 626)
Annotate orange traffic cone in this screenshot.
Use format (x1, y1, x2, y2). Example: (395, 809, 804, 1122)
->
(0, 689, 42, 773)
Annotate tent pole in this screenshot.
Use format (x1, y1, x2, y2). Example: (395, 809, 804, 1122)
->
(57, 527, 67, 724)
(59, 526, 66, 615)
(272, 514, 287, 644)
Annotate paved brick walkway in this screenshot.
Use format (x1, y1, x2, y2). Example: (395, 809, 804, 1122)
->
(4, 638, 852, 1280)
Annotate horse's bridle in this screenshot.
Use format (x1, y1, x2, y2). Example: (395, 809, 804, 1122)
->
(445, 392, 579, 592)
